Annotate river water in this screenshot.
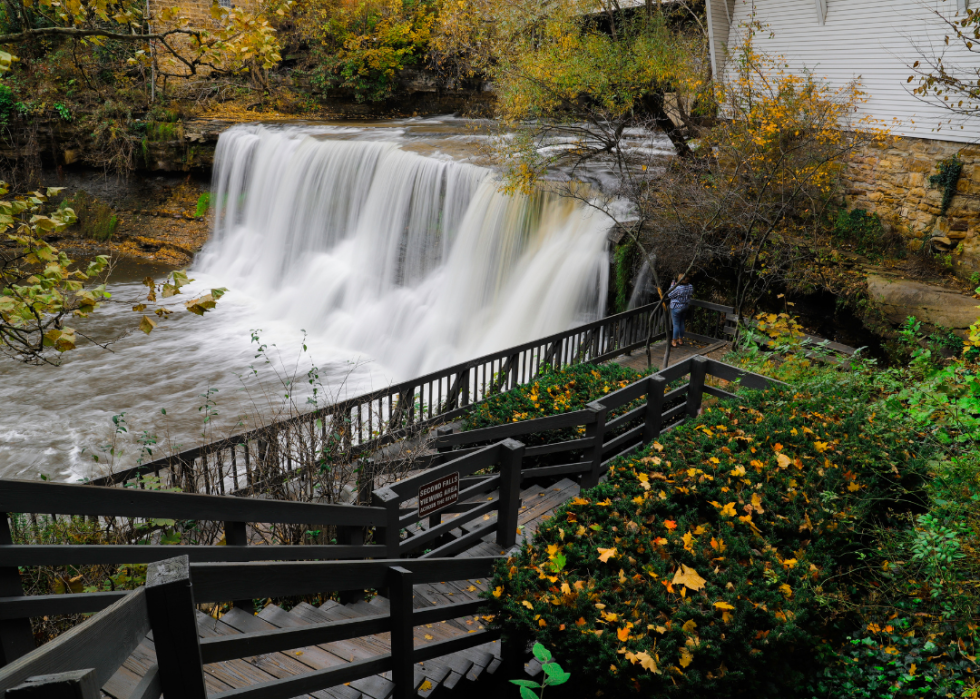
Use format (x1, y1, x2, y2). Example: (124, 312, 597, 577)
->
(0, 117, 668, 482)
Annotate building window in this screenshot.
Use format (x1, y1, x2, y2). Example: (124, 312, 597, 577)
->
(218, 0, 232, 8)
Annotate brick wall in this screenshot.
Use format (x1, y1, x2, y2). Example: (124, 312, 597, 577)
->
(844, 135, 980, 280)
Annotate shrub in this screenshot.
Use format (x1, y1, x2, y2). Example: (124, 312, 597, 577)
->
(484, 381, 930, 698)
(195, 192, 211, 217)
(807, 619, 979, 699)
(62, 190, 119, 242)
(832, 208, 890, 260)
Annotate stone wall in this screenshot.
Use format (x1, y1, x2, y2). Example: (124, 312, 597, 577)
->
(844, 135, 980, 281)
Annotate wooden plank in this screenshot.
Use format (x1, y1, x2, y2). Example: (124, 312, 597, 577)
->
(0, 589, 149, 693)
(655, 357, 694, 382)
(192, 612, 318, 699)
(688, 299, 735, 314)
(522, 438, 592, 458)
(0, 480, 386, 528)
(200, 614, 390, 664)
(704, 359, 787, 390)
(595, 380, 649, 410)
(412, 601, 486, 627)
(521, 462, 590, 479)
(387, 567, 414, 699)
(208, 655, 392, 699)
(190, 558, 499, 603)
(419, 523, 497, 559)
(604, 404, 645, 432)
(381, 446, 500, 498)
(703, 385, 738, 401)
(0, 545, 387, 568)
(601, 424, 644, 456)
(412, 631, 501, 664)
(433, 411, 595, 448)
(399, 499, 498, 553)
(6, 668, 101, 698)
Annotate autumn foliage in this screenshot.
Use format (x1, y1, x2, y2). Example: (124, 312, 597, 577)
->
(485, 382, 929, 697)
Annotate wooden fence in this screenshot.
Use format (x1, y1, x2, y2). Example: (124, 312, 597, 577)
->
(87, 299, 733, 497)
(0, 354, 782, 697)
(0, 555, 501, 699)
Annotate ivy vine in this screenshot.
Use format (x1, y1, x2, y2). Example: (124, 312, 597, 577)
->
(929, 153, 963, 217)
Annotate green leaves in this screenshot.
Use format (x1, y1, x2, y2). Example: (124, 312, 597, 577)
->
(509, 644, 570, 698)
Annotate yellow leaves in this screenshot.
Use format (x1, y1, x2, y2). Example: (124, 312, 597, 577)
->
(522, 600, 534, 609)
(751, 493, 765, 514)
(419, 680, 433, 691)
(682, 531, 697, 553)
(681, 619, 697, 634)
(678, 646, 694, 668)
(710, 537, 726, 554)
(628, 650, 660, 674)
(571, 497, 590, 506)
(847, 481, 862, 492)
(781, 558, 798, 569)
(730, 465, 747, 477)
(637, 472, 651, 491)
(710, 501, 737, 518)
(776, 453, 792, 469)
(713, 601, 735, 610)
(492, 586, 503, 598)
(598, 547, 618, 563)
(814, 441, 830, 453)
(672, 565, 706, 592)
(779, 583, 793, 599)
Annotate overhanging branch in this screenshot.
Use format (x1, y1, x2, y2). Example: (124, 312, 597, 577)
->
(0, 25, 203, 44)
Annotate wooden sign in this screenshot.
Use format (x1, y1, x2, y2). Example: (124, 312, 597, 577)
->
(418, 472, 459, 518)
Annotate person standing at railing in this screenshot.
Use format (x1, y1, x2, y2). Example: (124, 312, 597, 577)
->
(666, 273, 694, 348)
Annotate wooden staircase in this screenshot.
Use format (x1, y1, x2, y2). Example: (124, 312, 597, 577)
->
(100, 478, 581, 699)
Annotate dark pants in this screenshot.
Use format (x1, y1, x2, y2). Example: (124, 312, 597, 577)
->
(671, 307, 686, 340)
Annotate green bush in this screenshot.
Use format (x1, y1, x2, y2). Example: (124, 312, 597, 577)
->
(832, 208, 889, 260)
(195, 192, 211, 217)
(484, 381, 931, 698)
(463, 362, 646, 443)
(807, 618, 979, 699)
(62, 190, 119, 242)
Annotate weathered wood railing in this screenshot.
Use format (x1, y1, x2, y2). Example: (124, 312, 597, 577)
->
(373, 440, 525, 560)
(0, 480, 387, 665)
(378, 356, 784, 487)
(0, 554, 504, 699)
(0, 589, 157, 699)
(87, 298, 731, 496)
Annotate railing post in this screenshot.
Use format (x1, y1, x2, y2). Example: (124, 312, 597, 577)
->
(372, 488, 401, 559)
(644, 375, 667, 443)
(0, 513, 34, 666)
(145, 555, 207, 699)
(497, 440, 524, 548)
(387, 565, 416, 699)
(224, 521, 254, 614)
(686, 356, 708, 419)
(582, 402, 608, 489)
(6, 669, 100, 698)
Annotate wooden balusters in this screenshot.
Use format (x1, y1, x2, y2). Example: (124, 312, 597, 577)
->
(686, 356, 708, 418)
(644, 376, 667, 443)
(224, 521, 254, 614)
(387, 566, 415, 699)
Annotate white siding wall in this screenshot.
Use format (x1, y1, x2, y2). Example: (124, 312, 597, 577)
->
(713, 0, 980, 143)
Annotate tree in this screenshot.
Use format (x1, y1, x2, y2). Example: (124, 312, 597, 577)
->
(0, 182, 225, 364)
(907, 3, 980, 133)
(0, 0, 289, 85)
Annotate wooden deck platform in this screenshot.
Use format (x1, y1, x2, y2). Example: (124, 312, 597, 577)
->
(609, 335, 731, 374)
(106, 479, 581, 699)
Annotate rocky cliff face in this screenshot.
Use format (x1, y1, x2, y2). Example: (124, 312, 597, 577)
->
(845, 136, 980, 282)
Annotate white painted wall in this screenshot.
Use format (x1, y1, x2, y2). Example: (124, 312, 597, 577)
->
(707, 0, 980, 143)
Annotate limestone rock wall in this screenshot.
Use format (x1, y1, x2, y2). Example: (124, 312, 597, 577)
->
(844, 135, 980, 281)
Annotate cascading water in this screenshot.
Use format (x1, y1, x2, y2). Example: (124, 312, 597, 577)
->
(198, 123, 611, 377)
(0, 119, 613, 480)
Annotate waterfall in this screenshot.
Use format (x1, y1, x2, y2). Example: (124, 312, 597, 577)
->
(197, 123, 613, 380)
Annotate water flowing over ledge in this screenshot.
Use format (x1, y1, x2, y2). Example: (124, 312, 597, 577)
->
(198, 123, 612, 379)
(0, 119, 613, 480)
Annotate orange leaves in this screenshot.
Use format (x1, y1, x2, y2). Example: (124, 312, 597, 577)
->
(664, 520, 678, 530)
(710, 537, 727, 554)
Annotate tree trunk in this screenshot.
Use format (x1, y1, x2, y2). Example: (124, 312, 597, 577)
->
(641, 91, 692, 158)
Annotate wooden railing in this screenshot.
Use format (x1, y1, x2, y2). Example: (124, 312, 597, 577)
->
(0, 481, 387, 665)
(0, 555, 503, 699)
(87, 299, 732, 496)
(0, 355, 783, 697)
(373, 440, 525, 560)
(374, 356, 782, 487)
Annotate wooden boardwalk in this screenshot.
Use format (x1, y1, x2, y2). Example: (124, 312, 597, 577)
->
(104, 479, 581, 699)
(610, 336, 731, 374)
